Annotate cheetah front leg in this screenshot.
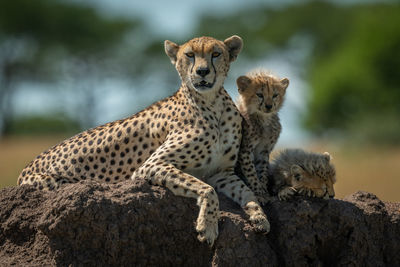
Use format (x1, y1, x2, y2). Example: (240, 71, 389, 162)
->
(132, 161, 219, 246)
(238, 136, 270, 204)
(207, 171, 270, 233)
(255, 152, 272, 194)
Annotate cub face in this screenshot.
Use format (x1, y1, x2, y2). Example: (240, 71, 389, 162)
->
(237, 73, 289, 114)
(289, 153, 336, 199)
(164, 36, 243, 93)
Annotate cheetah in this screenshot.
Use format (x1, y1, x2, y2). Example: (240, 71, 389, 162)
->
(18, 36, 270, 246)
(235, 70, 289, 201)
(269, 149, 336, 200)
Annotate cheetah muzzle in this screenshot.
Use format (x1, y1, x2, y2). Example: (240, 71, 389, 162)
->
(194, 80, 214, 90)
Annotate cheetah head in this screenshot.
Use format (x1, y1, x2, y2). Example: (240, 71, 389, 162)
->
(164, 36, 243, 94)
(237, 71, 289, 115)
(288, 152, 336, 199)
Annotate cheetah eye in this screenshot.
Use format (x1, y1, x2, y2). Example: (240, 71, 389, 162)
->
(294, 174, 301, 181)
(256, 93, 264, 99)
(272, 93, 279, 99)
(185, 52, 194, 58)
(212, 52, 221, 58)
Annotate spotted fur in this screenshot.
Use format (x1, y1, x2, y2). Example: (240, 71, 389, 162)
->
(18, 36, 269, 246)
(235, 70, 289, 201)
(270, 149, 336, 200)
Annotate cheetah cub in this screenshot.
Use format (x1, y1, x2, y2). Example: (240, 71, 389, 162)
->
(270, 149, 336, 200)
(236, 70, 289, 201)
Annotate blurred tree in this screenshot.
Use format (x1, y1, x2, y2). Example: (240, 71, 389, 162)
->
(307, 5, 400, 145)
(0, 0, 136, 135)
(196, 1, 400, 144)
(6, 114, 81, 136)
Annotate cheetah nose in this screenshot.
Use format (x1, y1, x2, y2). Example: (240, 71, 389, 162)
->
(196, 67, 210, 77)
(265, 104, 273, 110)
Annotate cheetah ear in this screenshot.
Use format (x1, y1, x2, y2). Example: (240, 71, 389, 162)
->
(164, 40, 180, 65)
(224, 35, 243, 62)
(236, 76, 252, 93)
(280, 78, 289, 90)
(323, 152, 332, 161)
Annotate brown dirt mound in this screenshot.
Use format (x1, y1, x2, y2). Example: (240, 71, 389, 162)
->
(1, 179, 399, 266)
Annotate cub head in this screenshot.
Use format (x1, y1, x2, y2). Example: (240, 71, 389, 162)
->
(236, 71, 289, 115)
(288, 152, 336, 199)
(164, 36, 243, 93)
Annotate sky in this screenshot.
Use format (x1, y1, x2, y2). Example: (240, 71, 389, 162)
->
(72, 0, 389, 38)
(13, 0, 315, 146)
(74, 0, 295, 37)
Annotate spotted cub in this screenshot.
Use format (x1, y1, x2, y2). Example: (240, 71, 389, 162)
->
(236, 70, 289, 201)
(270, 149, 336, 200)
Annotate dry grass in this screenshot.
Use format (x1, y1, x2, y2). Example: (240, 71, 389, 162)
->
(0, 136, 67, 188)
(307, 143, 400, 202)
(1, 137, 399, 202)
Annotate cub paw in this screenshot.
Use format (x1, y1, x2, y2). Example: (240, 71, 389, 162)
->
(278, 187, 296, 201)
(298, 188, 314, 197)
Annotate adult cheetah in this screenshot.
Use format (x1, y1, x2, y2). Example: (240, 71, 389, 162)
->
(18, 36, 270, 246)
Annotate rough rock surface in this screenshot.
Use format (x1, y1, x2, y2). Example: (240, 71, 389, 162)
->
(0, 178, 399, 266)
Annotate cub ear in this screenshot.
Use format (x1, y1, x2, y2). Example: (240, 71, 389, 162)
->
(224, 35, 243, 62)
(236, 76, 252, 93)
(290, 165, 303, 179)
(323, 152, 332, 161)
(164, 40, 180, 65)
(280, 78, 289, 90)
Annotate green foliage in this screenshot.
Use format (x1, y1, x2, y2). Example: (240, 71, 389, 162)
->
(0, 0, 137, 82)
(195, 2, 355, 58)
(196, 1, 400, 144)
(6, 115, 82, 136)
(306, 4, 400, 141)
(0, 0, 139, 135)
(0, 0, 134, 54)
(1, 0, 399, 144)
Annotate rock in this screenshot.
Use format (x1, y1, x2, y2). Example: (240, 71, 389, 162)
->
(0, 179, 399, 266)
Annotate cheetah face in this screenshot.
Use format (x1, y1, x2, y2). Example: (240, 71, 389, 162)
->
(289, 159, 336, 199)
(237, 74, 289, 114)
(165, 36, 243, 93)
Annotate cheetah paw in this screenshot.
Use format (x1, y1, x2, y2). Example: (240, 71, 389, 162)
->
(257, 195, 272, 205)
(196, 219, 218, 247)
(249, 213, 271, 233)
(278, 187, 297, 201)
(299, 188, 314, 197)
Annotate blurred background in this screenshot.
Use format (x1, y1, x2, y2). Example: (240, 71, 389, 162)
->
(0, 0, 399, 201)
